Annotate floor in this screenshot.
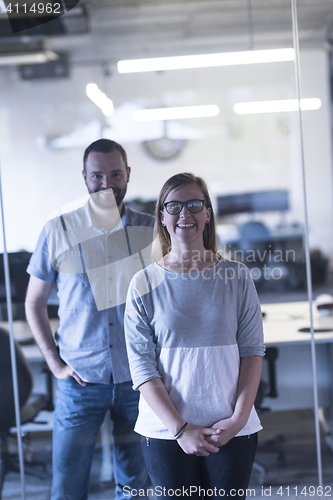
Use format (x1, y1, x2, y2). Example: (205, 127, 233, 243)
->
(2, 407, 333, 500)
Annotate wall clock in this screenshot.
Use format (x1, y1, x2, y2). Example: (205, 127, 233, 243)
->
(142, 136, 186, 161)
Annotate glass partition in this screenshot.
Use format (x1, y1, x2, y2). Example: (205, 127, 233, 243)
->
(295, 0, 333, 487)
(1, 0, 332, 497)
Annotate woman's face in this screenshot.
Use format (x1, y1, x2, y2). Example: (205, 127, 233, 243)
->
(160, 183, 211, 248)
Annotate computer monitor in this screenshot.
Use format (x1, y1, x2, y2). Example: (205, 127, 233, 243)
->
(0, 251, 32, 304)
(217, 190, 289, 216)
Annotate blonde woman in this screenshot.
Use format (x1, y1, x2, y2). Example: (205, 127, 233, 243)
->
(125, 173, 264, 499)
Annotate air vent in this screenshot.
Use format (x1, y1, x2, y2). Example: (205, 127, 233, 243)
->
(19, 51, 69, 79)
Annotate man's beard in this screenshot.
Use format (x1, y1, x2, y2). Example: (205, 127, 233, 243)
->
(88, 186, 127, 209)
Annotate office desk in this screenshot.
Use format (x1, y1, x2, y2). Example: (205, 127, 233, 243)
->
(261, 301, 333, 412)
(4, 307, 332, 412)
(218, 226, 304, 244)
(218, 228, 304, 261)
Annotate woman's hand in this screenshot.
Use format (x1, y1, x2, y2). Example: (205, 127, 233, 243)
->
(205, 416, 244, 447)
(177, 424, 221, 456)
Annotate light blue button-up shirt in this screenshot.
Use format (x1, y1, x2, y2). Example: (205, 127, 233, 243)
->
(27, 202, 154, 384)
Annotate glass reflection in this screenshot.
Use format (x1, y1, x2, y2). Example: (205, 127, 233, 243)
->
(1, 0, 333, 496)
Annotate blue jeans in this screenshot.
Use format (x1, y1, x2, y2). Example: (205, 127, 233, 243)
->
(142, 434, 258, 499)
(51, 378, 149, 500)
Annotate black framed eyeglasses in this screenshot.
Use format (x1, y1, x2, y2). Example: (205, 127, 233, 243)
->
(163, 199, 206, 215)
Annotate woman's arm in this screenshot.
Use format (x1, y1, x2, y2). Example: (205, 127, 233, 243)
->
(139, 377, 221, 456)
(206, 355, 262, 447)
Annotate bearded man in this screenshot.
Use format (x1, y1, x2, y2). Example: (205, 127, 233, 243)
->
(25, 139, 153, 500)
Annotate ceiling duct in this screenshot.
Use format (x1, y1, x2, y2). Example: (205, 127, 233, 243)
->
(0, 39, 59, 65)
(19, 51, 69, 79)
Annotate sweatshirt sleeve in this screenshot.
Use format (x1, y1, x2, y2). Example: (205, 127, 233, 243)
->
(236, 264, 265, 358)
(125, 271, 162, 390)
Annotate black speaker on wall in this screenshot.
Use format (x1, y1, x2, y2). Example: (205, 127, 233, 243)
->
(19, 52, 70, 80)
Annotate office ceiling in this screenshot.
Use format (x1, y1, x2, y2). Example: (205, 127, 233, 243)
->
(1, 0, 333, 69)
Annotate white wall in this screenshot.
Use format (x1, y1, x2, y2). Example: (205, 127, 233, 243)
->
(0, 48, 332, 262)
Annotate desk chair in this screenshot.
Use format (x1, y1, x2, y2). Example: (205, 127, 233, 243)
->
(253, 347, 285, 485)
(0, 327, 52, 498)
(239, 221, 270, 251)
(238, 221, 271, 288)
(255, 347, 278, 408)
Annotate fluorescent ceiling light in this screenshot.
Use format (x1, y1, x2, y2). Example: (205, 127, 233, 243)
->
(0, 50, 58, 66)
(133, 105, 219, 122)
(86, 83, 114, 117)
(234, 98, 322, 115)
(118, 48, 295, 73)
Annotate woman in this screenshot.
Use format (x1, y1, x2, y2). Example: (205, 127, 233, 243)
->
(125, 173, 264, 499)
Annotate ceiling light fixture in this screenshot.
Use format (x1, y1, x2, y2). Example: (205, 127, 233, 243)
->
(86, 83, 114, 116)
(118, 48, 295, 74)
(234, 98, 321, 115)
(133, 105, 220, 122)
(0, 50, 58, 66)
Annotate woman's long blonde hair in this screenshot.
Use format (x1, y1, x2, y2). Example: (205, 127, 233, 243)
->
(152, 172, 218, 261)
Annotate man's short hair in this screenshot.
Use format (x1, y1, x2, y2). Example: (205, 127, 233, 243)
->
(83, 139, 128, 171)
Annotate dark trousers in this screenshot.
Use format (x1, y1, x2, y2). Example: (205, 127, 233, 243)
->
(142, 433, 257, 499)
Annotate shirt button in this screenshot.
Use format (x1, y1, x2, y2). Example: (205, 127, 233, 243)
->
(109, 344, 113, 348)
(109, 322, 113, 326)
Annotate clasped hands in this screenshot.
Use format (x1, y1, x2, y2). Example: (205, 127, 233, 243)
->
(177, 417, 242, 456)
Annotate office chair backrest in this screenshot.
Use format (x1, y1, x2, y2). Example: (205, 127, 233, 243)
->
(239, 221, 271, 257)
(255, 347, 279, 411)
(239, 221, 270, 242)
(0, 328, 32, 432)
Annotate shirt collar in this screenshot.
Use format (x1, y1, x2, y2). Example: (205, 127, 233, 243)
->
(78, 200, 128, 230)
(60, 200, 128, 245)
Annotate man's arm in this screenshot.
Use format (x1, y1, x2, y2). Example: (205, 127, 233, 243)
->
(25, 275, 86, 386)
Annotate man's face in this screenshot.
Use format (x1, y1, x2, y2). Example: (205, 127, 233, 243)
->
(82, 150, 131, 209)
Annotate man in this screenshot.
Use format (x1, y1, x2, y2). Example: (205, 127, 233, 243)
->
(25, 139, 154, 500)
